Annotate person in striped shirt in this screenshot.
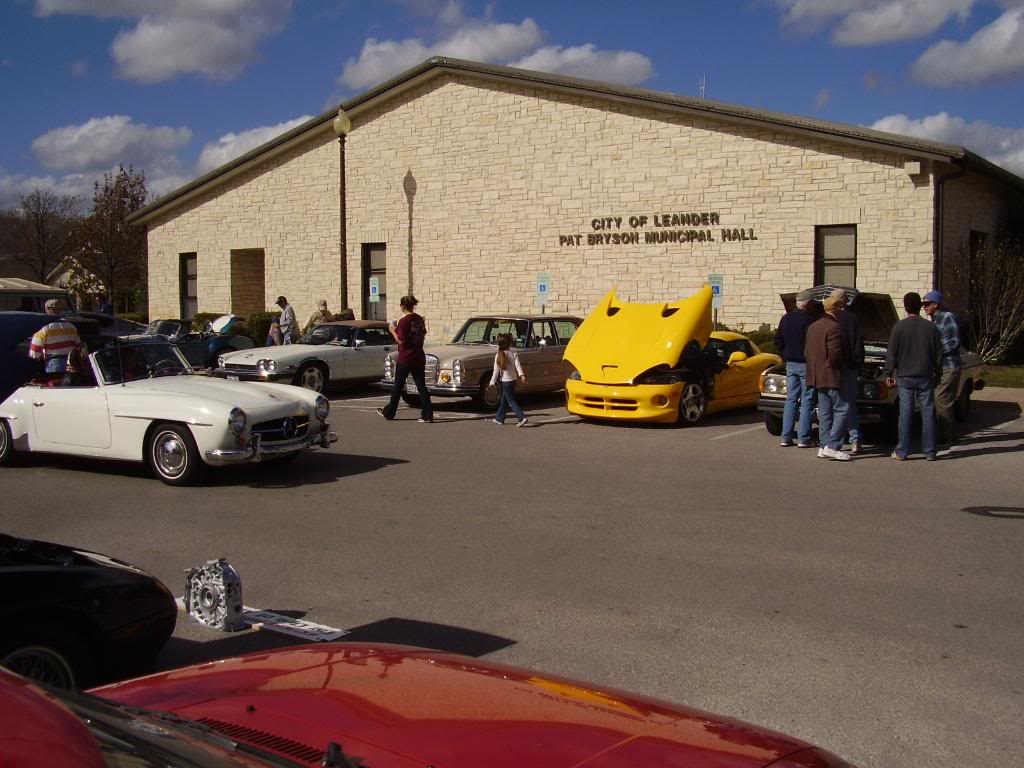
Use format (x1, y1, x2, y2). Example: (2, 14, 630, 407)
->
(29, 298, 82, 374)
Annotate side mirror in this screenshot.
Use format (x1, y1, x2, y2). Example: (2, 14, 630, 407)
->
(727, 351, 748, 365)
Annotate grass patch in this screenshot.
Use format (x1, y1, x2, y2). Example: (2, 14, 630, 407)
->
(982, 365, 1024, 388)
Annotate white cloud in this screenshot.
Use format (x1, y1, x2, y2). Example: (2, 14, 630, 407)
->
(911, 6, 1024, 84)
(33, 0, 292, 83)
(339, 0, 654, 90)
(32, 116, 192, 174)
(340, 18, 543, 90)
(871, 111, 1024, 174)
(774, 0, 975, 45)
(510, 44, 653, 85)
(196, 115, 313, 174)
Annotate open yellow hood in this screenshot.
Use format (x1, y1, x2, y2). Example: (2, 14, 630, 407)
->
(564, 287, 713, 384)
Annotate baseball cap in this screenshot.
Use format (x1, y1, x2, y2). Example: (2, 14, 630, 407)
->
(923, 290, 942, 304)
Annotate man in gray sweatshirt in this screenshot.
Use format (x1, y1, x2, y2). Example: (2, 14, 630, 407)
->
(884, 292, 943, 460)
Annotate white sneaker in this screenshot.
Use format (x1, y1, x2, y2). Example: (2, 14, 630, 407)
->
(817, 447, 829, 459)
(493, 419, 503, 425)
(829, 449, 852, 461)
(516, 417, 528, 427)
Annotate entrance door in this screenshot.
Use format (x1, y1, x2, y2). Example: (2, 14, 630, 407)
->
(362, 244, 387, 321)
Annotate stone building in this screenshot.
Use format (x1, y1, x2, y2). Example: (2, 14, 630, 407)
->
(131, 57, 1024, 338)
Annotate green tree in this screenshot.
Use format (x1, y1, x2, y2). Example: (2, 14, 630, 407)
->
(74, 166, 148, 306)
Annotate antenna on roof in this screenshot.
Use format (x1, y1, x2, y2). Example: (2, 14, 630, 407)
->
(699, 74, 707, 99)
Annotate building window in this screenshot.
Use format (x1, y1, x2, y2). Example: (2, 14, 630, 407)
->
(180, 253, 197, 320)
(815, 225, 857, 287)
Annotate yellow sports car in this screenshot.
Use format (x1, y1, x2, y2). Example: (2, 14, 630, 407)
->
(564, 287, 781, 425)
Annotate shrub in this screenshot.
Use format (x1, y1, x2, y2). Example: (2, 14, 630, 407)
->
(746, 329, 778, 355)
(246, 310, 281, 345)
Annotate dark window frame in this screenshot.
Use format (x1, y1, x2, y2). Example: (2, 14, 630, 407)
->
(179, 252, 198, 320)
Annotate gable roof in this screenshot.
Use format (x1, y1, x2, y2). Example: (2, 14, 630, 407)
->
(129, 57, 1024, 226)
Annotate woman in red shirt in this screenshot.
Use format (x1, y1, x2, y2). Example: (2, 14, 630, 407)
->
(378, 295, 434, 422)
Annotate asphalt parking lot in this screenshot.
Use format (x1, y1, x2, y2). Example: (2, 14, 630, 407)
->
(3, 385, 1023, 768)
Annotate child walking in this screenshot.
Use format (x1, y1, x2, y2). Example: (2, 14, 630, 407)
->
(490, 333, 528, 427)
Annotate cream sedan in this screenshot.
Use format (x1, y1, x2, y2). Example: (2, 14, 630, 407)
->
(0, 339, 336, 485)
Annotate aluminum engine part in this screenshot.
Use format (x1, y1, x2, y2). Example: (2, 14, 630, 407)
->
(184, 558, 244, 631)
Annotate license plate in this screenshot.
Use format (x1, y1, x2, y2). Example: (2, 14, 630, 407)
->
(228, 375, 239, 381)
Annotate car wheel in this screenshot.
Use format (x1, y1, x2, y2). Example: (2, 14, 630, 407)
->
(294, 362, 327, 392)
(147, 423, 205, 486)
(677, 379, 706, 426)
(0, 419, 15, 466)
(1, 644, 77, 689)
(954, 382, 972, 421)
(473, 377, 502, 411)
(763, 410, 783, 436)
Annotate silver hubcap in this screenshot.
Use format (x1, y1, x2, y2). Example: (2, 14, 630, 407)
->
(301, 367, 324, 391)
(2, 647, 75, 689)
(154, 431, 187, 477)
(484, 385, 501, 408)
(680, 383, 705, 422)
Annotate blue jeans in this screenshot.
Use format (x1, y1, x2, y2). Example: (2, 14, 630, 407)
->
(495, 381, 525, 423)
(841, 367, 861, 443)
(817, 387, 848, 451)
(896, 376, 937, 458)
(783, 362, 815, 443)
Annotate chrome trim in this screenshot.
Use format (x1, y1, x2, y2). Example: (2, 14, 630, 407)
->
(113, 413, 214, 426)
(204, 428, 337, 463)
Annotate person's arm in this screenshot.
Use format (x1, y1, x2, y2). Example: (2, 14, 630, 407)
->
(514, 352, 526, 382)
(28, 328, 46, 359)
(933, 325, 944, 379)
(885, 324, 900, 384)
(490, 355, 500, 387)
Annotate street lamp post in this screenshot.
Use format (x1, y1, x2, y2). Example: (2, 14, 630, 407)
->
(332, 108, 352, 312)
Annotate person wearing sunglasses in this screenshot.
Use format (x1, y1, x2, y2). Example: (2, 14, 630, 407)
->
(922, 290, 960, 450)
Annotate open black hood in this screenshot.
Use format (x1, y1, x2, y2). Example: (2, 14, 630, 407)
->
(781, 285, 898, 343)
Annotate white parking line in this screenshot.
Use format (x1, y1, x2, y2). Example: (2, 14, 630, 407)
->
(532, 415, 581, 425)
(710, 424, 765, 441)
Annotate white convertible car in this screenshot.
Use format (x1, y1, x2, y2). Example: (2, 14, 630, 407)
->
(214, 320, 396, 393)
(0, 337, 337, 485)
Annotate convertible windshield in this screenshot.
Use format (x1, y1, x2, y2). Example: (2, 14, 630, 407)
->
(94, 343, 191, 384)
(452, 318, 528, 347)
(301, 325, 355, 346)
(144, 320, 184, 337)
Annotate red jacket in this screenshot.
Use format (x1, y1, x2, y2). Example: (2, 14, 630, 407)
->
(804, 313, 844, 389)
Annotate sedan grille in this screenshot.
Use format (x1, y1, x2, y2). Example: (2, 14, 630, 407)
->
(222, 363, 259, 373)
(197, 718, 322, 764)
(252, 414, 309, 442)
(404, 354, 439, 392)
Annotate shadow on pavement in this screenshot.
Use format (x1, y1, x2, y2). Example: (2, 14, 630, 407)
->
(962, 506, 1024, 519)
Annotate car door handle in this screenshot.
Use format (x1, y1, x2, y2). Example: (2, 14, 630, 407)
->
(33, 401, 45, 407)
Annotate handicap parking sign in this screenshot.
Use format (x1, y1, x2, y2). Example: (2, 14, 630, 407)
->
(708, 273, 724, 309)
(537, 272, 551, 306)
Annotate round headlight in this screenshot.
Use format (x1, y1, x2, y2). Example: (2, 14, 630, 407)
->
(217, 355, 225, 368)
(315, 395, 330, 421)
(862, 382, 878, 399)
(228, 407, 246, 435)
(257, 358, 277, 374)
(765, 378, 779, 393)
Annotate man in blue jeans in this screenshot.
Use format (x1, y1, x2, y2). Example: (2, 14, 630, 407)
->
(884, 292, 943, 460)
(774, 290, 816, 447)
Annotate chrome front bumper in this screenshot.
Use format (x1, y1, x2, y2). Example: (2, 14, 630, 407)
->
(205, 428, 338, 463)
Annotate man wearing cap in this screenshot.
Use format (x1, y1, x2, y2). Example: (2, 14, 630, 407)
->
(774, 289, 816, 447)
(29, 298, 82, 374)
(922, 290, 960, 448)
(804, 291, 851, 461)
(305, 299, 333, 334)
(885, 292, 942, 460)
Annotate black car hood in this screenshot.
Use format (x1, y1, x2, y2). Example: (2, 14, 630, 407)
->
(782, 286, 898, 343)
(0, 533, 145, 573)
(1, 312, 51, 402)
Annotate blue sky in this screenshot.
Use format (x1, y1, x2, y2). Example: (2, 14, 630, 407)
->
(3, 0, 1024, 209)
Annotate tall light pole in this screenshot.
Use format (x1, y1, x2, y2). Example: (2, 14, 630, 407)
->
(332, 108, 351, 312)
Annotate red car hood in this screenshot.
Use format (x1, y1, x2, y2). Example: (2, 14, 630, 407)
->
(92, 643, 809, 768)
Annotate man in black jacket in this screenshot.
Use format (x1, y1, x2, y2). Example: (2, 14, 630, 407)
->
(884, 292, 943, 461)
